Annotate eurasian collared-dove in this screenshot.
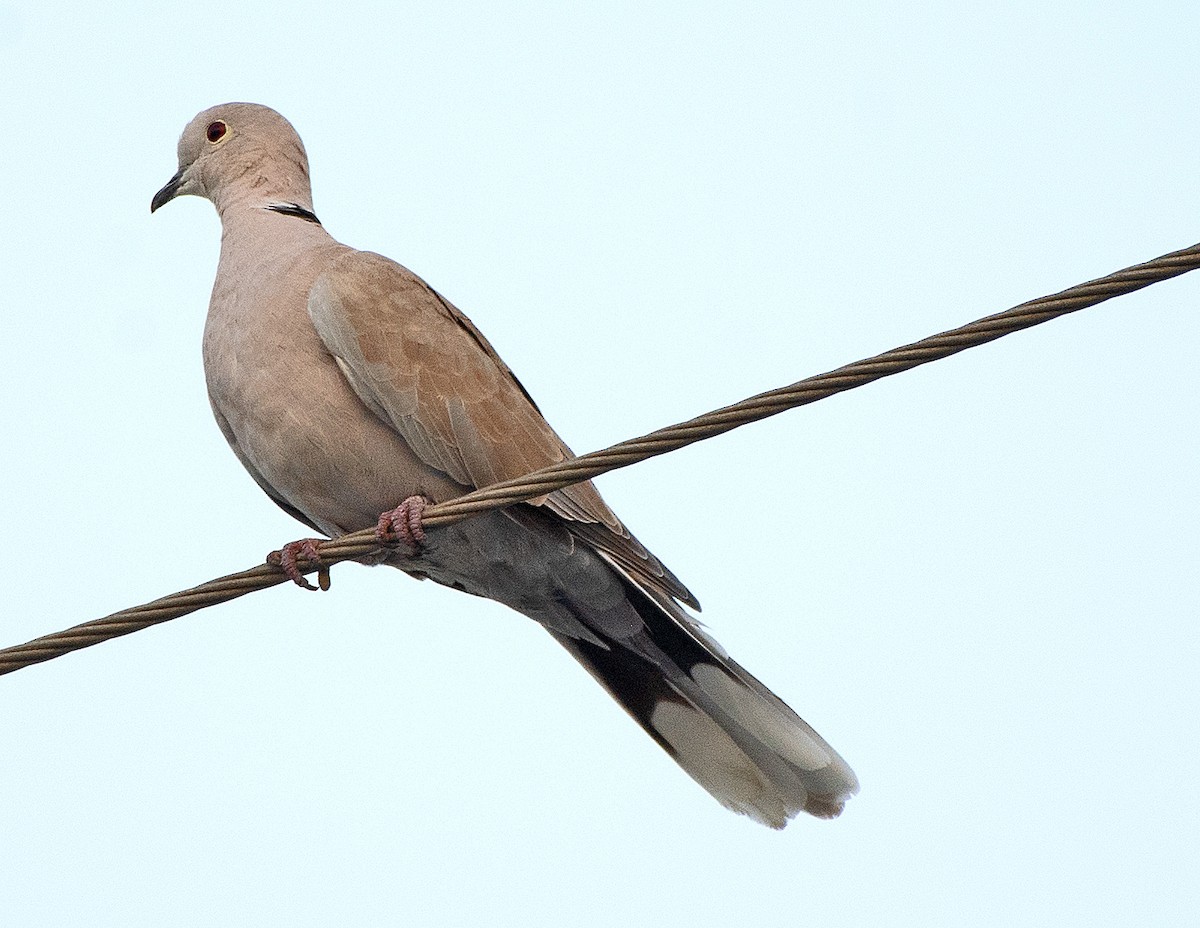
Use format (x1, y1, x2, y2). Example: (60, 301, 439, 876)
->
(151, 103, 858, 828)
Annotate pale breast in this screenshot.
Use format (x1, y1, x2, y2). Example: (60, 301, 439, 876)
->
(202, 230, 465, 536)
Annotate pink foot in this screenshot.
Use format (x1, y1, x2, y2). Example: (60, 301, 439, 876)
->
(376, 495, 428, 551)
(267, 538, 331, 591)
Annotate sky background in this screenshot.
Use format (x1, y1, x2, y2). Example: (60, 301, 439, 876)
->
(2, 2, 1198, 925)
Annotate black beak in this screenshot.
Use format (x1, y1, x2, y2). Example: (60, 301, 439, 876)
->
(150, 169, 184, 213)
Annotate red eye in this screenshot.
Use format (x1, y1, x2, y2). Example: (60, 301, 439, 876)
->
(206, 121, 227, 143)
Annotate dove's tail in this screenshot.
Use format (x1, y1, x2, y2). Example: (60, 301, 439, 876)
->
(547, 573, 858, 828)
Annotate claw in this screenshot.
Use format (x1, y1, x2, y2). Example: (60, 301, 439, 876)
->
(376, 495, 428, 551)
(267, 538, 330, 591)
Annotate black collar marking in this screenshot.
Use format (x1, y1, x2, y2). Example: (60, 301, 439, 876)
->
(264, 202, 322, 224)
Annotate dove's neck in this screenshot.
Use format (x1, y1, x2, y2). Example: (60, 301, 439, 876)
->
(207, 144, 317, 220)
(212, 182, 317, 223)
(211, 155, 329, 234)
(212, 198, 342, 310)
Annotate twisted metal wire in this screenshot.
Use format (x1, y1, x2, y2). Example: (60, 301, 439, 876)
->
(4, 241, 1198, 676)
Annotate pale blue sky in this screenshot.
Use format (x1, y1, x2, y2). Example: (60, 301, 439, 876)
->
(2, 3, 1198, 926)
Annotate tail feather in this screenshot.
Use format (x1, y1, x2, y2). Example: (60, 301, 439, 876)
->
(549, 573, 858, 828)
(408, 506, 857, 826)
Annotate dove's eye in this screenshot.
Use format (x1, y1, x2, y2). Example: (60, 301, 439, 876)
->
(206, 121, 227, 143)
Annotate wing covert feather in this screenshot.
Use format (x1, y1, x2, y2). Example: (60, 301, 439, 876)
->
(307, 250, 697, 606)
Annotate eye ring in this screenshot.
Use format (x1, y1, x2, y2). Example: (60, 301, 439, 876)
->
(206, 121, 228, 143)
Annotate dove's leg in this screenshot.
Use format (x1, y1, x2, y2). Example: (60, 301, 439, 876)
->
(376, 495, 428, 550)
(267, 538, 330, 591)
(268, 495, 427, 590)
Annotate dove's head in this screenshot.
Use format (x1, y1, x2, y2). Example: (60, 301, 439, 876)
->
(151, 103, 315, 215)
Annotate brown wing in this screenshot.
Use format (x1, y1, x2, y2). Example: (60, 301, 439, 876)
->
(307, 249, 698, 607)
